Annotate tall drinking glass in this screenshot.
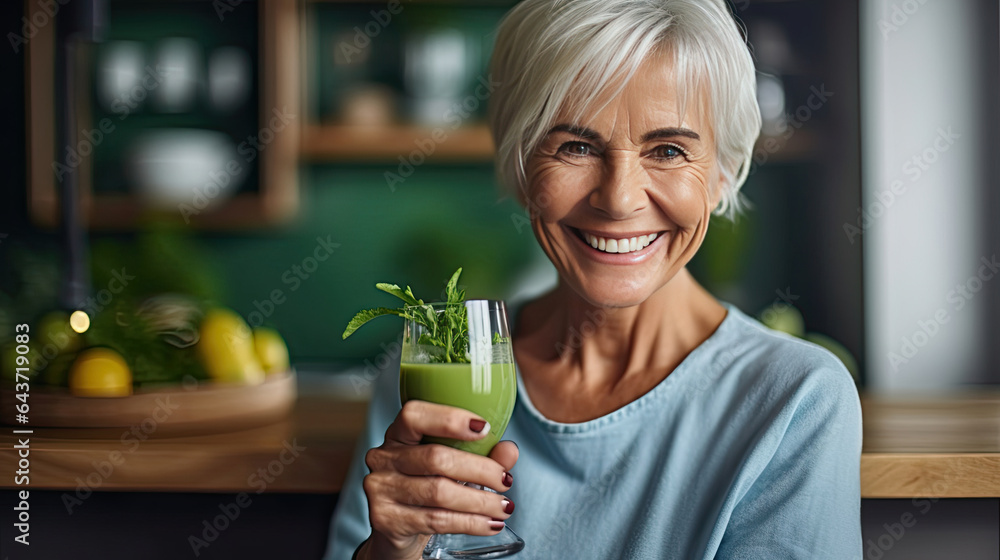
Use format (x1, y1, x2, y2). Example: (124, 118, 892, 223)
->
(398, 300, 524, 559)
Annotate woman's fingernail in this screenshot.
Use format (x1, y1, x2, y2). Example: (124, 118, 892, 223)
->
(502, 499, 515, 515)
(502, 471, 513, 487)
(469, 419, 489, 434)
(489, 519, 506, 531)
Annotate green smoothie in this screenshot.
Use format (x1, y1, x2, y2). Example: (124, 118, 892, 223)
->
(399, 361, 517, 456)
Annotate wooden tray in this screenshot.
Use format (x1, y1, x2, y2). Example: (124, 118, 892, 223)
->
(1, 371, 296, 432)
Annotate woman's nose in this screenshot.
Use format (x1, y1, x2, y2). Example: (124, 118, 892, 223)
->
(588, 153, 648, 219)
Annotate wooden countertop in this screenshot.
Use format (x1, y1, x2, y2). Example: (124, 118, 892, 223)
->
(2, 379, 998, 497)
(860, 393, 1000, 498)
(0, 385, 368, 494)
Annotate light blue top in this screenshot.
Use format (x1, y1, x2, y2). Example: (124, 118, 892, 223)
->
(324, 304, 863, 559)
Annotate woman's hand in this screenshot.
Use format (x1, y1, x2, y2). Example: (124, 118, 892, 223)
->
(359, 400, 519, 560)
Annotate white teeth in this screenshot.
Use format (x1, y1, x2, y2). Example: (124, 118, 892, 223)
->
(582, 231, 660, 254)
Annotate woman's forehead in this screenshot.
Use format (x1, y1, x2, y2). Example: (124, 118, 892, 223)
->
(555, 51, 714, 140)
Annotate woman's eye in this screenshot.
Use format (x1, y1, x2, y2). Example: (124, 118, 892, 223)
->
(558, 142, 593, 157)
(652, 145, 685, 160)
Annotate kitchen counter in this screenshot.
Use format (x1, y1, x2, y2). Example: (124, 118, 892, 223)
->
(0, 375, 367, 493)
(860, 393, 1000, 497)
(2, 376, 998, 497)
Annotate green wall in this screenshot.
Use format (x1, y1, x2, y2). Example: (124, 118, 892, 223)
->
(202, 163, 548, 363)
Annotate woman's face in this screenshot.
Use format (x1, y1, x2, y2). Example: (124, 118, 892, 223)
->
(525, 52, 724, 309)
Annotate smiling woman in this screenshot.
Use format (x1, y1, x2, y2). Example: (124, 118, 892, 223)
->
(328, 1, 862, 559)
(523, 50, 724, 311)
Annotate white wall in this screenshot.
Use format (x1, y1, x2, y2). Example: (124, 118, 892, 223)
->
(861, 0, 987, 392)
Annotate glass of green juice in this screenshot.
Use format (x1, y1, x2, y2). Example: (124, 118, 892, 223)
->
(399, 299, 524, 559)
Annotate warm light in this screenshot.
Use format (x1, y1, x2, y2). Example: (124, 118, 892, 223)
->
(70, 310, 91, 333)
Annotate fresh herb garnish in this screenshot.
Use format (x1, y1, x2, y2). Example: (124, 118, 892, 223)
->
(342, 268, 470, 363)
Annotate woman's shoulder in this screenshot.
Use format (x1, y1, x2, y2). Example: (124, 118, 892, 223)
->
(708, 304, 859, 407)
(684, 304, 862, 457)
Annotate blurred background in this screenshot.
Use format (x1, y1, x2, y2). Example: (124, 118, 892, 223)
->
(0, 1, 997, 559)
(1, 0, 997, 390)
(1, 0, 869, 378)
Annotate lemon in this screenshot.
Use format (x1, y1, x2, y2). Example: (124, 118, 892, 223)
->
(252, 327, 290, 376)
(69, 347, 133, 397)
(197, 308, 264, 385)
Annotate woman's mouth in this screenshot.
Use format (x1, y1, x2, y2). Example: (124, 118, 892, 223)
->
(571, 228, 665, 256)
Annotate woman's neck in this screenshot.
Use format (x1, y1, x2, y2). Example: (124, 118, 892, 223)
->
(516, 268, 726, 394)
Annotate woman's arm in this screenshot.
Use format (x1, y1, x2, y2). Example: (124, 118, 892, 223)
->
(715, 364, 863, 560)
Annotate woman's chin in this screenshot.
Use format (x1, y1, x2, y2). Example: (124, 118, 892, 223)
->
(567, 279, 658, 310)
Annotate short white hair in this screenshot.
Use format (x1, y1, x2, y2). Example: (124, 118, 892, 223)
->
(488, 0, 761, 219)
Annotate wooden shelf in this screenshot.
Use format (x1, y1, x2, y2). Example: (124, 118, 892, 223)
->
(26, 0, 301, 230)
(300, 124, 495, 162)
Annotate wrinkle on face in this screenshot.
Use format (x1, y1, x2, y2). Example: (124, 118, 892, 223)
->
(524, 49, 725, 308)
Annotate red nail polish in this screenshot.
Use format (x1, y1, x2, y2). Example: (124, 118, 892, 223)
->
(489, 520, 505, 531)
(502, 471, 513, 487)
(470, 419, 487, 433)
(502, 499, 515, 515)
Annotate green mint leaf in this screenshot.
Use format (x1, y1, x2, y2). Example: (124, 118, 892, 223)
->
(375, 283, 422, 306)
(445, 268, 463, 304)
(343, 268, 472, 363)
(342, 307, 402, 339)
